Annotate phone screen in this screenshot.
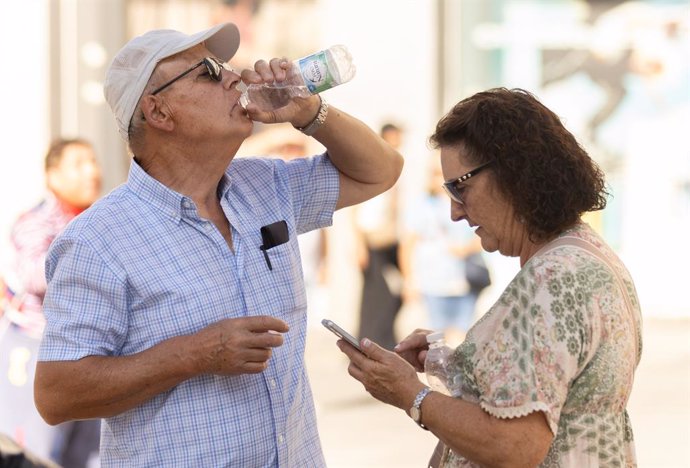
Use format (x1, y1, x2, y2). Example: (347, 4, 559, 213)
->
(321, 319, 363, 352)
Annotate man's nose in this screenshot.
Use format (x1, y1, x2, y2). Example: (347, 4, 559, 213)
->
(223, 68, 241, 90)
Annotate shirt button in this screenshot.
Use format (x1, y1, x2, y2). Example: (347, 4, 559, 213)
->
(270, 379, 277, 389)
(182, 200, 191, 208)
(278, 434, 284, 444)
(204, 222, 212, 229)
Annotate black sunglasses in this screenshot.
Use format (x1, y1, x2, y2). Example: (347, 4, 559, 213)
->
(442, 161, 494, 205)
(151, 57, 231, 95)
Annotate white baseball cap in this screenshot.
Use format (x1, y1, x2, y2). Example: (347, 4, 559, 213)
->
(104, 23, 240, 143)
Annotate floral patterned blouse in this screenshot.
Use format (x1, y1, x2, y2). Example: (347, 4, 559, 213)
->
(442, 223, 642, 467)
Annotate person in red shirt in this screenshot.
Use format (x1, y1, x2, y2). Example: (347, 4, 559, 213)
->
(1, 138, 102, 467)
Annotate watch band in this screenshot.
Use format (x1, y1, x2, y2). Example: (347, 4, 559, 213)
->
(294, 97, 328, 136)
(409, 386, 432, 430)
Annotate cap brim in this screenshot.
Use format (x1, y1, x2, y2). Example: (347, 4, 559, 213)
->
(204, 23, 241, 62)
(161, 22, 240, 63)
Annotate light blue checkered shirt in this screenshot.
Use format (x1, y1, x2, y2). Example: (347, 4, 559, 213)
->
(38, 154, 339, 467)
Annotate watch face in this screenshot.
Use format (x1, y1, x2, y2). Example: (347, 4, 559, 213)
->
(410, 406, 421, 422)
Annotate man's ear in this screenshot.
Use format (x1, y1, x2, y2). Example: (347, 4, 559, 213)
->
(140, 95, 175, 134)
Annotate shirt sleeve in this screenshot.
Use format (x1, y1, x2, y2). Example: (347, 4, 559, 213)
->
(282, 153, 339, 235)
(470, 257, 594, 434)
(38, 235, 129, 361)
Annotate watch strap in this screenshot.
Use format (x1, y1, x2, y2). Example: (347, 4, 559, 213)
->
(410, 386, 432, 430)
(294, 97, 328, 136)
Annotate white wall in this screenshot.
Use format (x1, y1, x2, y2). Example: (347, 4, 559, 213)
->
(0, 1, 50, 266)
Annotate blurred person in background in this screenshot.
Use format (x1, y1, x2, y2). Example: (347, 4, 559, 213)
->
(353, 123, 404, 350)
(399, 156, 483, 344)
(337, 88, 641, 468)
(33, 23, 402, 467)
(0, 138, 102, 467)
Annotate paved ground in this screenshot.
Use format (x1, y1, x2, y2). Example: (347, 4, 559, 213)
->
(306, 312, 690, 468)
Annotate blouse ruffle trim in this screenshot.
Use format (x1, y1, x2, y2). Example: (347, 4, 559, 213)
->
(480, 401, 556, 433)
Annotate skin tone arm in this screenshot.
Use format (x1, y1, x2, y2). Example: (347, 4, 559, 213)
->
(337, 332, 553, 468)
(35, 316, 288, 424)
(320, 106, 404, 210)
(242, 59, 404, 210)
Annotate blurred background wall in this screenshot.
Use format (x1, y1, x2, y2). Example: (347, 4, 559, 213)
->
(0, 0, 688, 319)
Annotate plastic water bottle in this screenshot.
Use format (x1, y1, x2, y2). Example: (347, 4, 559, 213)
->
(424, 332, 462, 397)
(240, 45, 356, 111)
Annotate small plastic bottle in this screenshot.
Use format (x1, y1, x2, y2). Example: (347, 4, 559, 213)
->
(240, 45, 356, 111)
(424, 332, 462, 397)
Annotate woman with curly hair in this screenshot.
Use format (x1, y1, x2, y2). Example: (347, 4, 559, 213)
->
(337, 88, 641, 467)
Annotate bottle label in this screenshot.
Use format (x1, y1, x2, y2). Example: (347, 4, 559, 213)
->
(297, 51, 336, 94)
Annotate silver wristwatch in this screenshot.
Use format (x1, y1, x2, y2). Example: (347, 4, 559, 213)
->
(294, 97, 328, 136)
(409, 386, 432, 430)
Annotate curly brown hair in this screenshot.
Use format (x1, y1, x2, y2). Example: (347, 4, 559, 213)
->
(430, 88, 609, 242)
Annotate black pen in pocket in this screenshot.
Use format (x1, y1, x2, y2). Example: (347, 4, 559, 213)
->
(259, 220, 289, 270)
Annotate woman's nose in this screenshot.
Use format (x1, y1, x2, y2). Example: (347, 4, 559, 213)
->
(450, 199, 466, 222)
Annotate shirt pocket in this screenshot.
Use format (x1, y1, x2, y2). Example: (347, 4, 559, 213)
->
(249, 237, 308, 317)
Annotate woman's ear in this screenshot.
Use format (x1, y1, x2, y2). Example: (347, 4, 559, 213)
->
(139, 95, 175, 134)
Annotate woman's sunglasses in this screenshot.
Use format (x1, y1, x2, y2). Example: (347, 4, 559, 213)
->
(442, 161, 494, 205)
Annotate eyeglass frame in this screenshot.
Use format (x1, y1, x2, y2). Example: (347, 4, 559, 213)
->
(442, 160, 494, 204)
(151, 57, 231, 95)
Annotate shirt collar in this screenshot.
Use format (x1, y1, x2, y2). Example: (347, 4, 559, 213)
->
(126, 159, 233, 222)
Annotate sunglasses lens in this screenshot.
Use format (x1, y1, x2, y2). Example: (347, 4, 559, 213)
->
(205, 58, 223, 81)
(442, 183, 462, 204)
(442, 183, 459, 201)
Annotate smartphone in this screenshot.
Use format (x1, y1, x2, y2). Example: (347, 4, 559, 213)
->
(321, 319, 363, 352)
